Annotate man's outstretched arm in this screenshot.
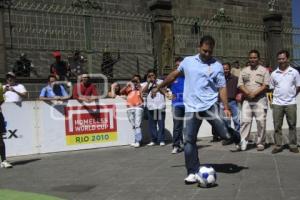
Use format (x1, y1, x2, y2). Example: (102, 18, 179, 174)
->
(151, 70, 182, 97)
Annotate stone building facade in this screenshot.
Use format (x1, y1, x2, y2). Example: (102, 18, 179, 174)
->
(0, 0, 298, 79)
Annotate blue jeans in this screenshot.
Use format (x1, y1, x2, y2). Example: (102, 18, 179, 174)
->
(220, 100, 240, 132)
(126, 107, 144, 143)
(184, 103, 240, 174)
(172, 106, 185, 147)
(147, 109, 166, 143)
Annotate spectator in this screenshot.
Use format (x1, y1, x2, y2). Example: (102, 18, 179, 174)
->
(72, 73, 99, 102)
(169, 56, 185, 154)
(237, 50, 270, 151)
(13, 53, 38, 77)
(142, 69, 167, 146)
(120, 75, 144, 148)
(108, 82, 121, 98)
(50, 51, 69, 81)
(68, 50, 86, 77)
(230, 60, 241, 78)
(39, 75, 69, 101)
(3, 72, 28, 103)
(270, 50, 300, 154)
(0, 83, 12, 168)
(220, 62, 240, 145)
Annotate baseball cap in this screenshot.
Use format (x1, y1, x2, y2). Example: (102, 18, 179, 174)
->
(6, 71, 16, 78)
(52, 51, 61, 58)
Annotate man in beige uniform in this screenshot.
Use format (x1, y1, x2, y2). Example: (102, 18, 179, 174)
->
(237, 50, 270, 151)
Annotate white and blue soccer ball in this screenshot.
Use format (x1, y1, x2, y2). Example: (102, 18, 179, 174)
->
(197, 165, 217, 188)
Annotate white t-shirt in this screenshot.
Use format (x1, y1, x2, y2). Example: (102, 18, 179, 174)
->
(270, 66, 300, 105)
(141, 79, 166, 110)
(3, 84, 27, 102)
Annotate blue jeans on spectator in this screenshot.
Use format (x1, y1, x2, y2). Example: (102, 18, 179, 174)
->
(147, 109, 166, 143)
(184, 103, 240, 174)
(221, 100, 240, 132)
(126, 107, 144, 143)
(172, 106, 185, 148)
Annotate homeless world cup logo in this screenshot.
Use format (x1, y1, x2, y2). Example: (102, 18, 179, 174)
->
(64, 105, 117, 145)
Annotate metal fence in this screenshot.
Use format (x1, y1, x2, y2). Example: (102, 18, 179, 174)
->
(283, 27, 300, 67)
(174, 17, 267, 65)
(3, 0, 154, 78)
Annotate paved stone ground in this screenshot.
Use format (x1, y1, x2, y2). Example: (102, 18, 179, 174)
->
(0, 135, 300, 200)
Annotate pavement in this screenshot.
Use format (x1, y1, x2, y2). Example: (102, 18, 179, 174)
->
(0, 135, 300, 200)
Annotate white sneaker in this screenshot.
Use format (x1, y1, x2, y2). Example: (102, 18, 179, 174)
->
(172, 147, 183, 154)
(0, 160, 12, 168)
(147, 142, 155, 146)
(159, 142, 166, 146)
(130, 142, 140, 148)
(172, 147, 179, 154)
(240, 139, 248, 151)
(184, 174, 198, 184)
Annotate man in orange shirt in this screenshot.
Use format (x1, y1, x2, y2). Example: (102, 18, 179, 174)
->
(121, 75, 144, 148)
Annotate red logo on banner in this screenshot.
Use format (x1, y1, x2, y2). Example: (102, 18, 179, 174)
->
(65, 105, 117, 135)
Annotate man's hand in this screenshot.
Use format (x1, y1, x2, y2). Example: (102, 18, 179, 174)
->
(224, 109, 232, 118)
(166, 93, 175, 100)
(151, 88, 159, 98)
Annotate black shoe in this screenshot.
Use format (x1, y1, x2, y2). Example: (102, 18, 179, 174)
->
(289, 147, 299, 153)
(227, 127, 241, 144)
(210, 136, 221, 143)
(222, 140, 233, 146)
(271, 146, 283, 154)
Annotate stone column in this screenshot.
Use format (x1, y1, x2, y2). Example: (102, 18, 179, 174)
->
(149, 0, 174, 76)
(263, 13, 283, 69)
(0, 7, 6, 75)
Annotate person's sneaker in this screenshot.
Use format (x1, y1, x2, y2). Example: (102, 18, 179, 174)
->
(147, 142, 155, 146)
(0, 160, 12, 168)
(184, 174, 198, 184)
(289, 147, 299, 153)
(159, 142, 166, 146)
(256, 144, 265, 151)
(130, 142, 140, 148)
(172, 146, 183, 154)
(271, 146, 283, 154)
(240, 139, 248, 151)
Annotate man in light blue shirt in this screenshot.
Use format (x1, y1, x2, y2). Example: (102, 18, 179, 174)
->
(151, 35, 240, 184)
(270, 50, 300, 154)
(39, 75, 69, 100)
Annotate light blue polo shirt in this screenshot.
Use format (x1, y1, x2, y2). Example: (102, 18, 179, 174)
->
(177, 54, 226, 112)
(270, 66, 300, 105)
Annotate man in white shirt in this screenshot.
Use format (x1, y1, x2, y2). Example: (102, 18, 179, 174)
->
(3, 72, 28, 102)
(270, 50, 300, 154)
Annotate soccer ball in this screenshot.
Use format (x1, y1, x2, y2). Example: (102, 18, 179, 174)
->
(197, 166, 217, 188)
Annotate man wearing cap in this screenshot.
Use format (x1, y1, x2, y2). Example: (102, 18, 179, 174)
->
(50, 51, 69, 81)
(3, 72, 28, 103)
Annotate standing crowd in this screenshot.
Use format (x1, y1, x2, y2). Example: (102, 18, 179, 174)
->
(0, 36, 299, 186)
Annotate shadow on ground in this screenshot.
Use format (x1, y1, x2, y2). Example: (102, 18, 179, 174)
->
(12, 158, 41, 166)
(206, 163, 248, 174)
